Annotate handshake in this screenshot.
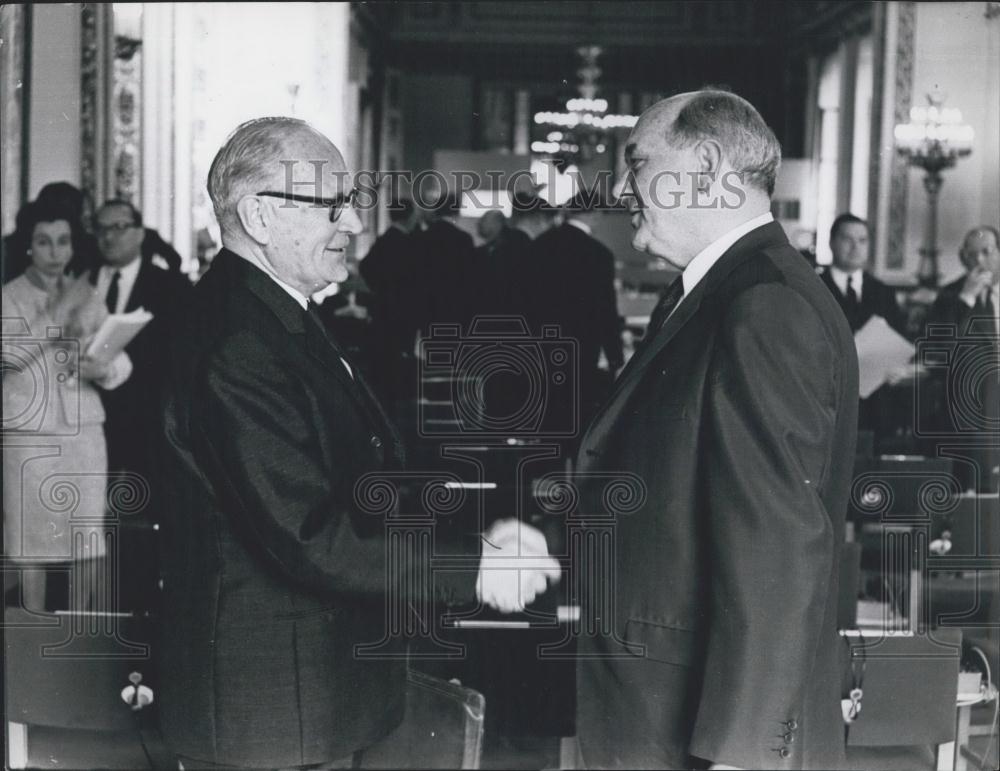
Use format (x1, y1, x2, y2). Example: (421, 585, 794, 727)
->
(476, 519, 562, 614)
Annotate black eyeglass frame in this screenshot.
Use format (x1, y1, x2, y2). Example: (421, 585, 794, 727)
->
(256, 189, 359, 223)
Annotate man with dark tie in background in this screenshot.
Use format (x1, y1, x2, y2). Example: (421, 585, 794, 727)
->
(922, 226, 999, 489)
(817, 214, 912, 451)
(927, 225, 1000, 336)
(817, 213, 909, 337)
(92, 199, 190, 478)
(572, 89, 858, 769)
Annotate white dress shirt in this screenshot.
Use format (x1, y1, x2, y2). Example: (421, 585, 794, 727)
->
(96, 256, 142, 314)
(673, 212, 775, 316)
(829, 266, 865, 302)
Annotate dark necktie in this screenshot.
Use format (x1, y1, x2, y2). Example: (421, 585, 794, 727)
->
(845, 275, 859, 320)
(305, 301, 354, 379)
(646, 276, 685, 340)
(105, 270, 121, 314)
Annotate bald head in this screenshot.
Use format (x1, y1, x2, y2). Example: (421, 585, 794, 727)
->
(208, 117, 345, 237)
(960, 225, 1000, 278)
(640, 89, 782, 197)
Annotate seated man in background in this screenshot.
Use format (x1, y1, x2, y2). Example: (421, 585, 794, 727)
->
(927, 225, 999, 334)
(921, 226, 999, 490)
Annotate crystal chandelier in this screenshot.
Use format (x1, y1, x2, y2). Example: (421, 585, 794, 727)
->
(532, 46, 637, 164)
(894, 91, 974, 286)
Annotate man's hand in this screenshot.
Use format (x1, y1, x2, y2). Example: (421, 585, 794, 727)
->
(960, 265, 995, 305)
(476, 519, 561, 614)
(78, 354, 110, 382)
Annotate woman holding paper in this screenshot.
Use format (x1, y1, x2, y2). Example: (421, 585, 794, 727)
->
(2, 202, 132, 610)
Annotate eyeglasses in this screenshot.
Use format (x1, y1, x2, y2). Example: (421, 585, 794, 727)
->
(256, 189, 359, 223)
(95, 222, 139, 235)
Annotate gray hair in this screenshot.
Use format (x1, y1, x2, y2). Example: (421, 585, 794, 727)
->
(207, 116, 313, 235)
(666, 89, 782, 197)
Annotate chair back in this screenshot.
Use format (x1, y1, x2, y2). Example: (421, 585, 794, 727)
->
(842, 628, 961, 747)
(361, 669, 485, 769)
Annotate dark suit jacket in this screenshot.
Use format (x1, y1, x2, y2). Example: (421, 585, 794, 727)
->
(921, 275, 999, 484)
(92, 256, 190, 477)
(471, 227, 535, 319)
(925, 274, 997, 334)
(818, 266, 909, 338)
(574, 223, 857, 769)
(359, 225, 423, 354)
(413, 218, 476, 332)
(529, 222, 623, 372)
(157, 249, 474, 766)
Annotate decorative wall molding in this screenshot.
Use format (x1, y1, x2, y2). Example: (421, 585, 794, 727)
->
(111, 36, 142, 202)
(886, 1, 915, 270)
(0, 3, 30, 234)
(80, 3, 111, 213)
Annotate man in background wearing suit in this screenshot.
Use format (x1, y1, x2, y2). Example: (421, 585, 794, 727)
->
(927, 225, 999, 335)
(359, 198, 424, 401)
(922, 226, 999, 490)
(530, 193, 624, 428)
(158, 117, 558, 769)
(818, 213, 909, 337)
(414, 193, 476, 334)
(817, 213, 911, 450)
(93, 200, 190, 478)
(572, 90, 858, 769)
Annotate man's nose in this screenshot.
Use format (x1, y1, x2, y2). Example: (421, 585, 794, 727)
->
(338, 205, 363, 236)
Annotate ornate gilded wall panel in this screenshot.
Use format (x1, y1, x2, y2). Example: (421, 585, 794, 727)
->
(1, 4, 30, 234)
(886, 0, 915, 270)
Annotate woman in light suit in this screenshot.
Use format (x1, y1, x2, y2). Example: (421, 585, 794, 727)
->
(3, 201, 132, 610)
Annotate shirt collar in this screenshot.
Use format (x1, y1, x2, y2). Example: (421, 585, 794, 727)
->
(233, 251, 310, 310)
(566, 218, 592, 236)
(681, 212, 774, 298)
(829, 265, 864, 298)
(103, 255, 142, 283)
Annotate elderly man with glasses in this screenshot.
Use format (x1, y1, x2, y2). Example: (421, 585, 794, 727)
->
(156, 117, 558, 770)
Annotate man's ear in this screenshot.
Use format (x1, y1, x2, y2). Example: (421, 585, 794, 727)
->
(693, 139, 723, 194)
(236, 195, 271, 245)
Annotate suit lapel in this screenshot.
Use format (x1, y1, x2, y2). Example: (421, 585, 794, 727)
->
(219, 250, 406, 465)
(579, 222, 789, 458)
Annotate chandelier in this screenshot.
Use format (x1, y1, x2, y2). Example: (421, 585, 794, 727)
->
(532, 46, 637, 164)
(894, 91, 974, 286)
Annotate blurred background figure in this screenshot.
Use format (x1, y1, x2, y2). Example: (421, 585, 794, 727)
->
(818, 213, 914, 452)
(473, 208, 533, 318)
(414, 193, 476, 335)
(91, 199, 190, 480)
(3, 201, 132, 611)
(359, 198, 424, 400)
(529, 190, 623, 432)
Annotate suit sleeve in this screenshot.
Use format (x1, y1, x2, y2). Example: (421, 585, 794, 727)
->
(688, 283, 841, 769)
(595, 246, 624, 369)
(878, 282, 911, 339)
(195, 332, 476, 604)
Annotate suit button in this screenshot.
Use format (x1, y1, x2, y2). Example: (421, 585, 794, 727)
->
(370, 435, 383, 449)
(784, 732, 795, 743)
(785, 719, 798, 731)
(779, 747, 791, 759)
